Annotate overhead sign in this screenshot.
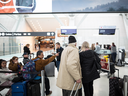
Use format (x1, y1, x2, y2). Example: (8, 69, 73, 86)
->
(0, 0, 128, 13)
(0, 32, 55, 37)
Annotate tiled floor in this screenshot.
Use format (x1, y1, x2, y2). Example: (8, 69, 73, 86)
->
(0, 53, 128, 96)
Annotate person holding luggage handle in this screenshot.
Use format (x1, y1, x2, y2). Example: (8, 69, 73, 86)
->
(57, 36, 82, 96)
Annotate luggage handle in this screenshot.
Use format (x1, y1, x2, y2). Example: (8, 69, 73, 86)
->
(70, 82, 80, 96)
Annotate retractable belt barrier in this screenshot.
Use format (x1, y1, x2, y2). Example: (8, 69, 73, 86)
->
(0, 70, 45, 96)
(0, 71, 40, 74)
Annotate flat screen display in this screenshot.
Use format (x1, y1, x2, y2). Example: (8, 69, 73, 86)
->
(99, 29, 115, 35)
(61, 29, 77, 35)
(0, 0, 128, 13)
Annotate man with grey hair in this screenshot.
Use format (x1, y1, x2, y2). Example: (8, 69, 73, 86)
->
(56, 36, 82, 96)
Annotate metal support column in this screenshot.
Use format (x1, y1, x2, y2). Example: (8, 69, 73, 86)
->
(41, 70, 45, 96)
(53, 14, 65, 26)
(3, 43, 5, 56)
(77, 14, 88, 28)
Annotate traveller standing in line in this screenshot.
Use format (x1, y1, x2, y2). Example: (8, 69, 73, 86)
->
(111, 42, 117, 63)
(0, 59, 17, 96)
(32, 50, 59, 96)
(9, 56, 23, 72)
(55, 42, 63, 71)
(57, 36, 82, 96)
(24, 44, 31, 55)
(79, 41, 100, 96)
(94, 42, 101, 53)
(91, 43, 95, 51)
(23, 53, 30, 65)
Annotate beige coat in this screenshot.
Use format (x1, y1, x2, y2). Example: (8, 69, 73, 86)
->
(56, 44, 82, 90)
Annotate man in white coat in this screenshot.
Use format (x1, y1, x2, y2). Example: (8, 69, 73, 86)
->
(56, 36, 82, 96)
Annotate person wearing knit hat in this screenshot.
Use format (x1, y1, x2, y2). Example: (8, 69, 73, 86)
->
(57, 36, 82, 96)
(69, 36, 77, 43)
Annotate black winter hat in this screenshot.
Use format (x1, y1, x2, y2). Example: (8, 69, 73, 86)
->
(69, 36, 77, 43)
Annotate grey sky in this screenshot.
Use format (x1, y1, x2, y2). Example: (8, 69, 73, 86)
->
(52, 0, 118, 12)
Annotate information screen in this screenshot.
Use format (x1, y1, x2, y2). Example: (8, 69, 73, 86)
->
(61, 29, 77, 35)
(99, 29, 115, 35)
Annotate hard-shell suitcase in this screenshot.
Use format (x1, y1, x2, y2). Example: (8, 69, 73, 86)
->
(27, 82, 41, 96)
(109, 77, 123, 96)
(123, 75, 128, 96)
(11, 81, 27, 96)
(45, 62, 55, 77)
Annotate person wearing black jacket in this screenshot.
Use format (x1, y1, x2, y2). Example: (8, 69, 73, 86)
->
(23, 44, 30, 55)
(23, 53, 30, 65)
(79, 41, 100, 96)
(56, 42, 63, 71)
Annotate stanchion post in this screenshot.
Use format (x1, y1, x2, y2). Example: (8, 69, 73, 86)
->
(41, 70, 45, 96)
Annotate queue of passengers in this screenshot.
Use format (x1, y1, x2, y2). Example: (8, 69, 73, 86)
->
(0, 36, 117, 96)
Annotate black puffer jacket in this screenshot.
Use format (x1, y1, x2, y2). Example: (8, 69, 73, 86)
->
(79, 50, 100, 83)
(24, 46, 30, 55)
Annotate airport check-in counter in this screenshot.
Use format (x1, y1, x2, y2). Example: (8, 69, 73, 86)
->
(97, 50, 111, 73)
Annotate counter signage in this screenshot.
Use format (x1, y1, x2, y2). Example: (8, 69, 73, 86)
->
(0, 32, 55, 37)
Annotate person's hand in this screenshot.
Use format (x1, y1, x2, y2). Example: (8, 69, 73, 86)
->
(15, 73, 17, 76)
(52, 53, 55, 55)
(20, 66, 23, 71)
(76, 79, 81, 83)
(55, 52, 60, 56)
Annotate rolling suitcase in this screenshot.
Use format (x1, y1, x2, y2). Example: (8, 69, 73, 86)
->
(11, 81, 27, 96)
(109, 77, 123, 96)
(123, 75, 128, 96)
(27, 82, 41, 96)
(70, 82, 80, 96)
(45, 62, 55, 77)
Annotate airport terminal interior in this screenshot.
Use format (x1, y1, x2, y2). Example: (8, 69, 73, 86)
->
(0, 13, 128, 96)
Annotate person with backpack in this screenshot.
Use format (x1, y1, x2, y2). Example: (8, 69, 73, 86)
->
(31, 50, 59, 96)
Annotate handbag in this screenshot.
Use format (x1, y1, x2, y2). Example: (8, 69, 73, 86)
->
(93, 52, 101, 70)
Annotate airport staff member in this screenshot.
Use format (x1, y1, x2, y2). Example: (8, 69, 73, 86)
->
(57, 36, 82, 96)
(94, 42, 101, 53)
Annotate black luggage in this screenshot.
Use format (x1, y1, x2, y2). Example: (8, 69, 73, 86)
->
(27, 82, 41, 96)
(109, 77, 123, 96)
(110, 62, 115, 74)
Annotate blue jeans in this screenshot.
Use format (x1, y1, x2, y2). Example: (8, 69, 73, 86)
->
(56, 61, 60, 71)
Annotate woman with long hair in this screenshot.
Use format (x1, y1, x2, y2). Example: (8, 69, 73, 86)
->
(79, 41, 100, 96)
(91, 43, 95, 50)
(9, 56, 23, 72)
(0, 59, 16, 96)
